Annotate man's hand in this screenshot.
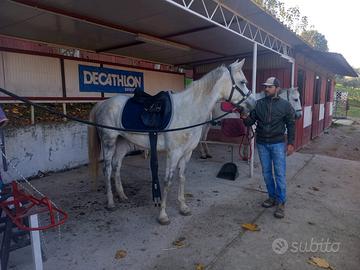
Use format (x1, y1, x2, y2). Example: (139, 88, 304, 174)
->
(240, 113, 249, 119)
(287, 144, 295, 156)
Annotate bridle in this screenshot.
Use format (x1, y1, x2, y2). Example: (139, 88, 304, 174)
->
(226, 66, 252, 108)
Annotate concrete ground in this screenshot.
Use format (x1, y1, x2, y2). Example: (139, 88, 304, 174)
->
(7, 124, 360, 270)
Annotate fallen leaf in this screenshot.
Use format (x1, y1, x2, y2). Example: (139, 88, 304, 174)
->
(195, 263, 205, 270)
(172, 236, 186, 248)
(185, 193, 194, 198)
(12, 108, 19, 114)
(311, 187, 320, 191)
(308, 256, 333, 269)
(241, 223, 260, 231)
(307, 221, 316, 226)
(115, 250, 127, 260)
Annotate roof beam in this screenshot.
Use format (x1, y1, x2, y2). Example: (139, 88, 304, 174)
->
(9, 0, 226, 57)
(96, 23, 234, 54)
(165, 0, 293, 57)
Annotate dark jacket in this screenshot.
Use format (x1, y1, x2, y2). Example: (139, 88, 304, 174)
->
(243, 96, 295, 145)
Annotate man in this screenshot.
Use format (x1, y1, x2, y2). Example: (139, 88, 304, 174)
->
(242, 77, 295, 218)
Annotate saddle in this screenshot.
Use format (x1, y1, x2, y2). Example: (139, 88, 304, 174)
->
(122, 89, 172, 130)
(122, 89, 173, 206)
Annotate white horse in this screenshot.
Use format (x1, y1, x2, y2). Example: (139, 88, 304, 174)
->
(199, 87, 302, 159)
(88, 59, 256, 225)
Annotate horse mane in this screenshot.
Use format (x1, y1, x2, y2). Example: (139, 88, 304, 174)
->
(185, 66, 226, 94)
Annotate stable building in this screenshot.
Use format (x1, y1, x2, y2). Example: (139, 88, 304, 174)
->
(0, 0, 357, 179)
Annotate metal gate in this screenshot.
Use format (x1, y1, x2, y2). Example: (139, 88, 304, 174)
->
(333, 91, 349, 119)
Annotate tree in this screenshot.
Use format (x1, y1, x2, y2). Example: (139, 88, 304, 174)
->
(253, 0, 329, 51)
(301, 30, 329, 51)
(336, 68, 360, 89)
(253, 0, 309, 34)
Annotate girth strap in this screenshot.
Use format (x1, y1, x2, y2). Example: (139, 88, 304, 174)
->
(149, 132, 162, 206)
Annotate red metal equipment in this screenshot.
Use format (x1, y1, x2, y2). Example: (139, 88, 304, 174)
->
(0, 181, 68, 231)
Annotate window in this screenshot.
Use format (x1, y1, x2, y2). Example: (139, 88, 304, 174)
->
(297, 69, 306, 105)
(326, 78, 332, 102)
(313, 75, 321, 104)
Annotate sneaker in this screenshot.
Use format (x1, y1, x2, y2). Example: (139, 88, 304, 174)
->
(274, 203, 285, 218)
(261, 198, 277, 208)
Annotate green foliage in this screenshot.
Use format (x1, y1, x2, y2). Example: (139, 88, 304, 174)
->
(336, 69, 360, 89)
(301, 30, 329, 51)
(253, 0, 309, 34)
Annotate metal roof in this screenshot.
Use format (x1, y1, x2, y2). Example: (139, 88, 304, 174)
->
(295, 46, 358, 77)
(0, 0, 356, 76)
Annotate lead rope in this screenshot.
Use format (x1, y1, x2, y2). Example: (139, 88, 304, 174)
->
(238, 126, 254, 161)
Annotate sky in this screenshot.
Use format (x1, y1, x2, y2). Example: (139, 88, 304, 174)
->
(282, 0, 360, 68)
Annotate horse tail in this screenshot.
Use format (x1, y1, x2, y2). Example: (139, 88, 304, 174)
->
(88, 105, 101, 189)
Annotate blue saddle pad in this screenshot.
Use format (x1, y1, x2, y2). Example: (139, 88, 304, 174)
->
(122, 91, 172, 131)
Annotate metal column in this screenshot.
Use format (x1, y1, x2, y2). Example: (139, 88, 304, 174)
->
(250, 42, 257, 178)
(291, 59, 295, 88)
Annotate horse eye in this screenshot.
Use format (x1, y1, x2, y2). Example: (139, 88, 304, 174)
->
(240, 80, 247, 84)
(294, 99, 299, 102)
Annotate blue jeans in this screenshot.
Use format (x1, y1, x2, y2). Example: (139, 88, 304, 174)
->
(257, 142, 287, 204)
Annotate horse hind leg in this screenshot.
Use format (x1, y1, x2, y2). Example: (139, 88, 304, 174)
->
(102, 137, 117, 210)
(178, 151, 192, 216)
(112, 138, 132, 202)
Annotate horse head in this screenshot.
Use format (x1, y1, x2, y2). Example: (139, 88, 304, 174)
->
(286, 87, 302, 119)
(221, 59, 256, 114)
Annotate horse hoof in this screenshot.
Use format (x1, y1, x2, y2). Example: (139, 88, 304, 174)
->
(118, 196, 129, 202)
(157, 217, 171, 225)
(105, 205, 116, 212)
(180, 209, 192, 216)
(200, 156, 207, 159)
(206, 154, 212, 158)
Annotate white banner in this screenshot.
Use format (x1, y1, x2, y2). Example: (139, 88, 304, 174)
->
(303, 106, 312, 128)
(319, 104, 325, 120)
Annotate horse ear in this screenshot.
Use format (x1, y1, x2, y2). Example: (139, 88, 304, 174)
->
(238, 58, 245, 68)
(230, 58, 245, 71)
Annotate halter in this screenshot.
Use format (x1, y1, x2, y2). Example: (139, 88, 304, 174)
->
(226, 66, 252, 107)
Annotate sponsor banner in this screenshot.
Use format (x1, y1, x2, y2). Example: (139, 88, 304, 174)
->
(78, 65, 144, 93)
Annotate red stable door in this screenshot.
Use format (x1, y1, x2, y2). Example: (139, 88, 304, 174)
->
(311, 75, 322, 139)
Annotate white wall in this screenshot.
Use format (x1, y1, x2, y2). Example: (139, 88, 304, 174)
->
(2, 122, 88, 182)
(0, 51, 184, 98)
(0, 52, 62, 97)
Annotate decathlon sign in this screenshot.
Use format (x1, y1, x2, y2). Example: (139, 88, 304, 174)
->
(78, 65, 144, 93)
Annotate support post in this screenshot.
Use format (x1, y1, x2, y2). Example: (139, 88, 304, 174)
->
(30, 105, 35, 125)
(250, 43, 257, 178)
(291, 59, 295, 88)
(62, 103, 67, 122)
(29, 214, 43, 270)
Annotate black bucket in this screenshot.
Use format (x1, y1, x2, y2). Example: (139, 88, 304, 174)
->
(216, 162, 239, 181)
(216, 145, 239, 181)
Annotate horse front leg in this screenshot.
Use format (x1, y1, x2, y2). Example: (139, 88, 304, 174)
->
(158, 153, 179, 225)
(178, 151, 192, 216)
(200, 124, 212, 159)
(102, 138, 117, 210)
